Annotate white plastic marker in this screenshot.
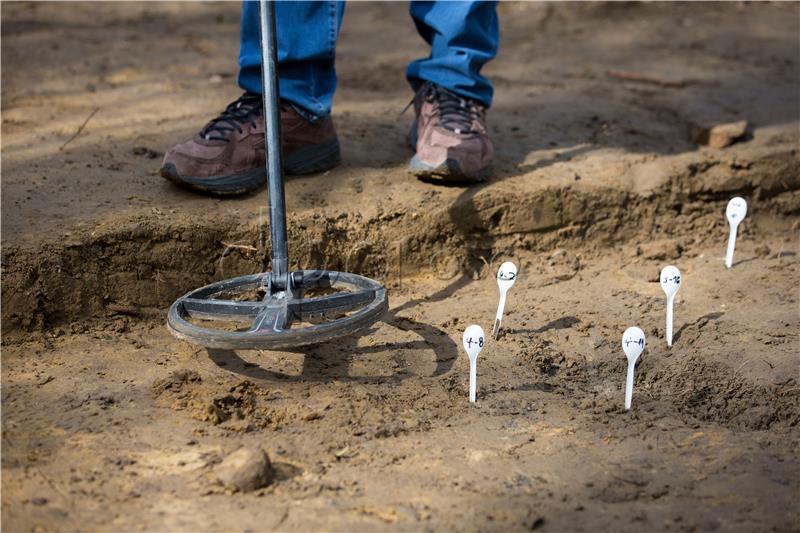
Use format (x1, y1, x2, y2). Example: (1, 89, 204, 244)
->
(492, 261, 518, 339)
(462, 325, 485, 403)
(725, 197, 747, 268)
(622, 327, 646, 410)
(660, 265, 682, 347)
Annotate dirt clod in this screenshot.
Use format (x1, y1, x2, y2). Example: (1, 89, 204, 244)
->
(640, 238, 684, 261)
(152, 369, 201, 395)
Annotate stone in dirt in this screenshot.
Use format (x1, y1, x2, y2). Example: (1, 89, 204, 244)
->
(214, 446, 273, 492)
(692, 120, 749, 149)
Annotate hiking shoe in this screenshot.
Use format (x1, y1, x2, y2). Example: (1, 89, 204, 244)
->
(408, 82, 493, 183)
(161, 92, 341, 195)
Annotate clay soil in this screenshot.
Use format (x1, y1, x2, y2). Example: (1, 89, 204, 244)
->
(2, 2, 799, 531)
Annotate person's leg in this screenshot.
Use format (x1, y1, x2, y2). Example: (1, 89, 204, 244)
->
(238, 0, 345, 118)
(407, 0, 498, 107)
(160, 0, 345, 195)
(405, 1, 498, 183)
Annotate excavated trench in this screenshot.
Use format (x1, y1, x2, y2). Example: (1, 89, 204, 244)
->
(2, 149, 799, 333)
(2, 151, 799, 436)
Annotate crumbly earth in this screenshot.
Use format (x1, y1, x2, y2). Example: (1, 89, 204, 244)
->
(2, 2, 799, 532)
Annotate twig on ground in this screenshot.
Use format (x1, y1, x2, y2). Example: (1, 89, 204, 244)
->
(733, 358, 754, 377)
(107, 303, 143, 317)
(106, 303, 162, 318)
(221, 241, 258, 253)
(59, 107, 100, 151)
(34, 466, 70, 501)
(606, 70, 706, 88)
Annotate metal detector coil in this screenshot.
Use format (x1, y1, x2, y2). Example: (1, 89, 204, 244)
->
(167, 0, 388, 350)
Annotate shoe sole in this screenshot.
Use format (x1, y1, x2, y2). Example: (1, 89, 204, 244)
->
(160, 139, 341, 196)
(409, 155, 491, 184)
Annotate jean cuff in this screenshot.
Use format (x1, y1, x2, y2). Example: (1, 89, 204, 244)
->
(287, 101, 323, 123)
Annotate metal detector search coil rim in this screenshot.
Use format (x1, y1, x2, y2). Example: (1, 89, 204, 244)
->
(167, 270, 388, 350)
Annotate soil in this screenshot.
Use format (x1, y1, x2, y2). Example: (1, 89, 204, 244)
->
(2, 2, 799, 531)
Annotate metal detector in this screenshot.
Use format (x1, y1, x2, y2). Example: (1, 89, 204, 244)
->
(167, 0, 388, 350)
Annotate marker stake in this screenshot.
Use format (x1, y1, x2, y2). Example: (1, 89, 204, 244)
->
(666, 295, 674, 345)
(469, 360, 477, 403)
(725, 197, 747, 268)
(725, 225, 738, 268)
(492, 262, 518, 339)
(462, 325, 485, 403)
(660, 265, 681, 347)
(625, 361, 636, 411)
(493, 291, 507, 337)
(621, 327, 646, 410)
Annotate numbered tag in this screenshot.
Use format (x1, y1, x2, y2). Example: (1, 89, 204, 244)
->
(496, 261, 518, 291)
(622, 326, 646, 410)
(660, 265, 681, 347)
(622, 327, 646, 360)
(660, 265, 681, 296)
(462, 325, 485, 360)
(493, 262, 518, 339)
(726, 197, 748, 226)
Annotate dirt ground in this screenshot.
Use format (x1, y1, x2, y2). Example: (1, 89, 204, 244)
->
(2, 2, 799, 531)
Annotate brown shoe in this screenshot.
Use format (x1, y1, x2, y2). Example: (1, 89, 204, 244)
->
(408, 82, 493, 183)
(161, 93, 341, 195)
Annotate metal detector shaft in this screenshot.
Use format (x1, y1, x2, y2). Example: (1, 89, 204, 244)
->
(167, 0, 389, 350)
(258, 0, 288, 289)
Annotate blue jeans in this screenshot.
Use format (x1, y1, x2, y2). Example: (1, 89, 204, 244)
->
(238, 1, 499, 118)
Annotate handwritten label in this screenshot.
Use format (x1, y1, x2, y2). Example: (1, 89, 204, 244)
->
(726, 197, 747, 226)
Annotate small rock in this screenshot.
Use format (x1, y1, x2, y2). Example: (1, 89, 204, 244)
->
(31, 497, 48, 506)
(132, 146, 160, 159)
(692, 120, 748, 149)
(334, 446, 357, 460)
(215, 446, 273, 492)
(529, 516, 546, 530)
(302, 411, 323, 422)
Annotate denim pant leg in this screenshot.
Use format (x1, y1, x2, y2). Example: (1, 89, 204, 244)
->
(238, 0, 345, 118)
(406, 1, 499, 107)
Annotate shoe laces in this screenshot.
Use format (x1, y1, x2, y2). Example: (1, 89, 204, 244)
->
(200, 92, 263, 142)
(418, 82, 484, 135)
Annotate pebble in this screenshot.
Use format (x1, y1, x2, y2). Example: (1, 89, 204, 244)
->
(215, 446, 273, 492)
(693, 120, 748, 149)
